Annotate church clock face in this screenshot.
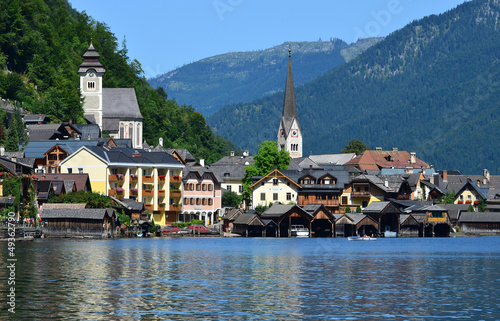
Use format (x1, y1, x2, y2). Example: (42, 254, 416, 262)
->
(280, 129, 285, 137)
(291, 129, 298, 137)
(87, 70, 96, 79)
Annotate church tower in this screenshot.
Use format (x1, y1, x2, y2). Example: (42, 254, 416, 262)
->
(78, 40, 105, 130)
(277, 45, 302, 158)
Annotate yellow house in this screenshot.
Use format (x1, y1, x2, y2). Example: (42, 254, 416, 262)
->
(59, 146, 184, 226)
(454, 179, 488, 207)
(341, 174, 393, 211)
(250, 169, 300, 208)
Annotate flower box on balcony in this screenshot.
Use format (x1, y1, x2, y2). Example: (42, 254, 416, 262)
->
(457, 201, 463, 204)
(116, 174, 124, 180)
(465, 200, 472, 204)
(474, 200, 479, 205)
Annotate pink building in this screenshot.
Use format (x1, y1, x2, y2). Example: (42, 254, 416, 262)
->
(181, 163, 223, 225)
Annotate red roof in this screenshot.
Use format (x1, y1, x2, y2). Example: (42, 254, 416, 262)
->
(345, 150, 429, 171)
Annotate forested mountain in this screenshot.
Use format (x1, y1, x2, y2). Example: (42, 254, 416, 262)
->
(149, 38, 382, 116)
(209, 0, 500, 174)
(0, 0, 235, 163)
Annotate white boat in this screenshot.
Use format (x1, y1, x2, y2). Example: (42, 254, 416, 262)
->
(291, 225, 309, 237)
(348, 236, 377, 241)
(136, 232, 143, 237)
(384, 231, 397, 238)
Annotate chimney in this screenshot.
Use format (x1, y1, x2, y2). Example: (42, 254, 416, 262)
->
(392, 147, 398, 152)
(433, 173, 440, 187)
(384, 180, 389, 188)
(410, 152, 416, 164)
(483, 169, 490, 182)
(230, 151, 235, 157)
(159, 137, 163, 147)
(405, 167, 413, 174)
(200, 159, 205, 167)
(442, 170, 448, 182)
(243, 150, 249, 157)
(376, 147, 382, 151)
(0, 146, 4, 156)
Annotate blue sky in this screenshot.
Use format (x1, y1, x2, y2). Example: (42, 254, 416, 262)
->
(69, 0, 468, 78)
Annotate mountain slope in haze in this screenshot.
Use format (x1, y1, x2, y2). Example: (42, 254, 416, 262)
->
(149, 38, 382, 116)
(208, 0, 500, 174)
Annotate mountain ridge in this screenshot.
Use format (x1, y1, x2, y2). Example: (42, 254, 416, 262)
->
(208, 0, 500, 174)
(149, 38, 382, 116)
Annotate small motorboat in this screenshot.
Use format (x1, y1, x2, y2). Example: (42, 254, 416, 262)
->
(348, 236, 377, 241)
(384, 231, 397, 238)
(291, 225, 309, 237)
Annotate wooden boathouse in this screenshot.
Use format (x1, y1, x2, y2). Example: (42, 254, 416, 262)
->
(41, 208, 116, 238)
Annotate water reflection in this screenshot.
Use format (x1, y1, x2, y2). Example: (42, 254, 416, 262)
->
(1, 237, 499, 320)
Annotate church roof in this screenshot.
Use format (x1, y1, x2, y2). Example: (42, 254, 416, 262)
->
(78, 42, 106, 74)
(280, 47, 300, 135)
(101, 88, 143, 133)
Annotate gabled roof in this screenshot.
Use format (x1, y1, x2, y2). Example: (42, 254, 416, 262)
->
(250, 169, 301, 189)
(114, 198, 145, 212)
(351, 174, 394, 193)
(455, 179, 489, 200)
(222, 208, 243, 220)
(261, 204, 312, 220)
(345, 150, 429, 171)
(24, 140, 101, 159)
(41, 208, 114, 220)
(102, 88, 143, 120)
(183, 164, 223, 183)
(309, 153, 356, 165)
(233, 213, 264, 226)
(459, 212, 500, 223)
(440, 204, 470, 221)
(33, 173, 91, 192)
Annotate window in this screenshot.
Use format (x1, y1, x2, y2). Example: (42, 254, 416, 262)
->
(260, 193, 266, 201)
(87, 81, 95, 89)
(226, 185, 232, 192)
(273, 178, 279, 186)
(196, 184, 201, 191)
(239, 185, 243, 193)
(190, 198, 194, 205)
(459, 195, 464, 201)
(67, 168, 72, 174)
(467, 195, 472, 201)
(184, 198, 188, 205)
(431, 211, 443, 218)
(362, 201, 368, 208)
(208, 199, 213, 205)
(202, 184, 206, 191)
(273, 193, 278, 201)
(324, 179, 330, 185)
(202, 198, 206, 205)
(341, 196, 348, 205)
(208, 184, 213, 191)
(196, 198, 201, 205)
(286, 193, 292, 201)
(78, 168, 83, 174)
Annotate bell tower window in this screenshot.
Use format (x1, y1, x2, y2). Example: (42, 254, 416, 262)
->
(87, 81, 96, 90)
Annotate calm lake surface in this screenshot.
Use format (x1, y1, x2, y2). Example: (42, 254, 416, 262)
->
(1, 236, 500, 320)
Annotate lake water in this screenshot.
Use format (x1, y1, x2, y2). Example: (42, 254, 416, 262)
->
(1, 236, 500, 320)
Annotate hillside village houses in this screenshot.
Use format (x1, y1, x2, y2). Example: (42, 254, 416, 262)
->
(2, 42, 500, 237)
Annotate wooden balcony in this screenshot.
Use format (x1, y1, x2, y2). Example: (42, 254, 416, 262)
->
(145, 204, 154, 211)
(158, 204, 166, 211)
(109, 174, 125, 181)
(130, 175, 138, 182)
(159, 176, 166, 182)
(299, 199, 339, 207)
(170, 204, 182, 211)
(108, 189, 117, 196)
(142, 175, 154, 183)
(142, 189, 154, 197)
(352, 191, 371, 197)
(170, 190, 181, 198)
(158, 190, 166, 197)
(170, 175, 182, 183)
(130, 189, 138, 196)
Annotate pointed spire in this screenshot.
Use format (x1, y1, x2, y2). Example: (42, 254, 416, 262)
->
(78, 37, 105, 74)
(282, 42, 297, 119)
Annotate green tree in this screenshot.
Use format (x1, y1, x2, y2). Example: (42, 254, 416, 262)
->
(440, 190, 456, 204)
(241, 141, 290, 205)
(49, 190, 113, 208)
(221, 190, 240, 208)
(467, 204, 475, 212)
(341, 139, 369, 155)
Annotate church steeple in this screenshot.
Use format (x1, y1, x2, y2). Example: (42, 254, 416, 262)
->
(277, 43, 302, 158)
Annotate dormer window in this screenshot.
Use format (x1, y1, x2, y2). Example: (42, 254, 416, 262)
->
(273, 178, 279, 186)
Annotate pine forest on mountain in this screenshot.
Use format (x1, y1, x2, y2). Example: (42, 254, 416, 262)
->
(0, 0, 235, 163)
(208, 0, 500, 174)
(149, 38, 382, 117)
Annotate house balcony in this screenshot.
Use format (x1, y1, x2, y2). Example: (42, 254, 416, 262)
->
(145, 204, 154, 211)
(130, 175, 138, 182)
(130, 189, 138, 196)
(142, 189, 154, 197)
(159, 176, 166, 182)
(158, 190, 166, 197)
(170, 190, 181, 198)
(108, 189, 117, 196)
(109, 174, 125, 181)
(143, 175, 154, 183)
(299, 199, 339, 207)
(158, 204, 166, 211)
(170, 175, 182, 183)
(170, 204, 182, 211)
(352, 192, 371, 197)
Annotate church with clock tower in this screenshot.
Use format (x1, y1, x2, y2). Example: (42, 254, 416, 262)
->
(277, 46, 302, 158)
(79, 41, 144, 149)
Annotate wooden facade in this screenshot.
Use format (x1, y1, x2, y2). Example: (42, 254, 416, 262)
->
(41, 208, 116, 238)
